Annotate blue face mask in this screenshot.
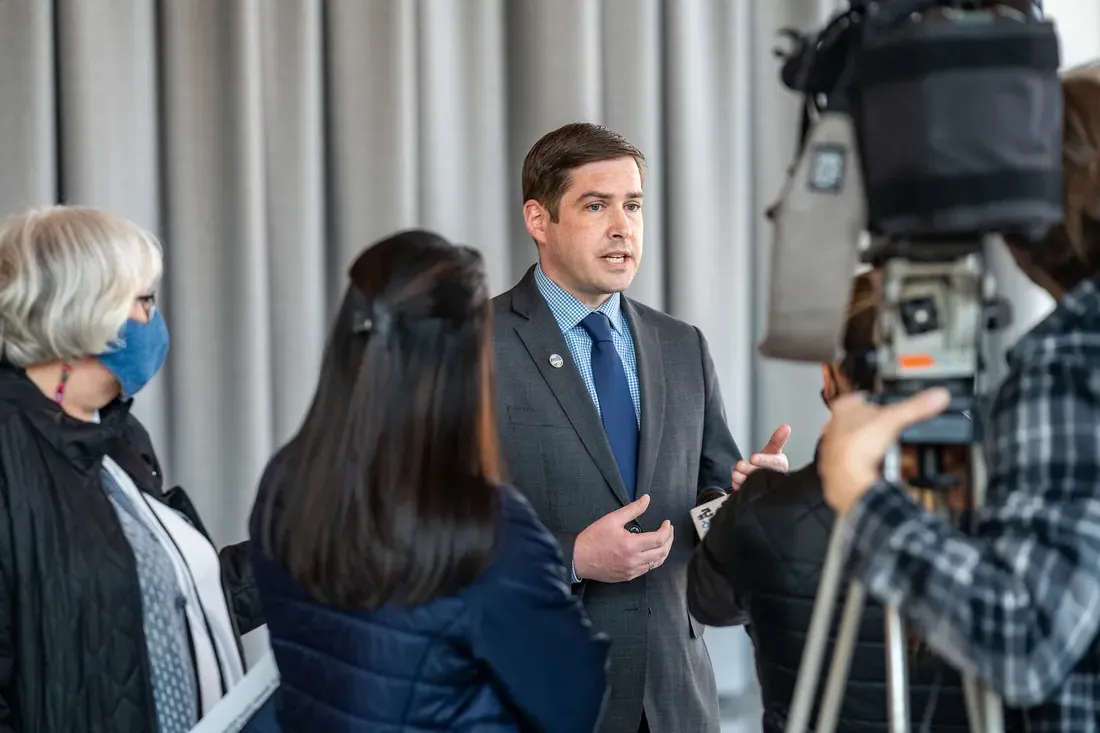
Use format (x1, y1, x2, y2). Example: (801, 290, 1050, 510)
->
(96, 309, 170, 399)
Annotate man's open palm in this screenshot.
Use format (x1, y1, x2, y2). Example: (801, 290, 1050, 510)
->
(732, 424, 792, 490)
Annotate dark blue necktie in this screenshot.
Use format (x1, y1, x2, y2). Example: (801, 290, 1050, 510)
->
(581, 312, 638, 500)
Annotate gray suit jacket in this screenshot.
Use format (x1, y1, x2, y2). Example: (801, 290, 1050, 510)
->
(492, 267, 743, 733)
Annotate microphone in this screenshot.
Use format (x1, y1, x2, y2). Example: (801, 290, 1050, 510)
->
(697, 486, 728, 506)
(691, 486, 731, 541)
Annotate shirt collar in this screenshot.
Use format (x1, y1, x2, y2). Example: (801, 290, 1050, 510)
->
(1008, 274, 1100, 366)
(533, 263, 625, 334)
(1057, 274, 1100, 319)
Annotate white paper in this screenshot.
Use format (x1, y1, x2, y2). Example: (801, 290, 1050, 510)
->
(189, 651, 279, 733)
(690, 494, 730, 538)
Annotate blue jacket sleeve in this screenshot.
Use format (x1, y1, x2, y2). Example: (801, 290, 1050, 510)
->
(467, 488, 610, 733)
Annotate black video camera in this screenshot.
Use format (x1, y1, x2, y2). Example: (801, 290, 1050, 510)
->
(776, 0, 1062, 245)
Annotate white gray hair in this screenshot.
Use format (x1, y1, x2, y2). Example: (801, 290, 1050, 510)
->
(0, 206, 163, 366)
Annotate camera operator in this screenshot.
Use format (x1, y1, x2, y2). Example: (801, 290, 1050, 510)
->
(820, 66, 1100, 730)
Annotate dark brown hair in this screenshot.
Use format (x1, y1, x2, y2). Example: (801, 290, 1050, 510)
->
(840, 272, 879, 363)
(522, 122, 646, 221)
(826, 271, 880, 391)
(1023, 68, 1100, 291)
(259, 230, 502, 609)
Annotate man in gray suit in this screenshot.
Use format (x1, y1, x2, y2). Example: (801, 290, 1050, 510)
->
(493, 122, 792, 733)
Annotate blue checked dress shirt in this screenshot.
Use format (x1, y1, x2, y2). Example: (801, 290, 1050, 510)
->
(534, 264, 641, 584)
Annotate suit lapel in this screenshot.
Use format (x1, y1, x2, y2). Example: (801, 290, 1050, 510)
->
(511, 268, 631, 507)
(623, 298, 664, 502)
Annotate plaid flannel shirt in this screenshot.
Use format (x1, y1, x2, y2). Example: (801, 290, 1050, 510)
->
(846, 275, 1100, 732)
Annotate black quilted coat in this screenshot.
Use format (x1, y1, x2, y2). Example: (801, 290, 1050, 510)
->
(0, 366, 263, 733)
(686, 451, 1011, 732)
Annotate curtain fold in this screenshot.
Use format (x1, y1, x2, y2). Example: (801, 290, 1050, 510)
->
(259, 0, 329, 442)
(159, 0, 275, 524)
(2, 0, 812, 541)
(416, 0, 512, 289)
(600, 0, 665, 308)
(0, 1, 55, 208)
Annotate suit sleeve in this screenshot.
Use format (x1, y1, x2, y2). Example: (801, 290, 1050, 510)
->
(470, 494, 609, 733)
(0, 479, 17, 732)
(687, 474, 758, 627)
(551, 531, 582, 584)
(695, 327, 743, 501)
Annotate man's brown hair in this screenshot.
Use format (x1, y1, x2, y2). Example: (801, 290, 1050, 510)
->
(1027, 67, 1100, 290)
(521, 122, 646, 222)
(840, 271, 879, 361)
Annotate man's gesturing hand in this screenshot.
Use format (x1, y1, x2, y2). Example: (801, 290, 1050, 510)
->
(573, 494, 674, 583)
(732, 424, 792, 491)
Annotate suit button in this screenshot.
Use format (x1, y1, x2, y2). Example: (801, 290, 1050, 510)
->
(626, 521, 642, 534)
(646, 606, 652, 617)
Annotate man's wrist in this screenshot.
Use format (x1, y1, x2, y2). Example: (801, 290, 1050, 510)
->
(571, 560, 581, 584)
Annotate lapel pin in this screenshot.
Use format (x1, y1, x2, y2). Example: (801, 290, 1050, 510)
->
(549, 353, 564, 368)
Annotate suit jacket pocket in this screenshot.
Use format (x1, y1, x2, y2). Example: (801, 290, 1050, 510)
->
(689, 611, 706, 639)
(507, 406, 572, 429)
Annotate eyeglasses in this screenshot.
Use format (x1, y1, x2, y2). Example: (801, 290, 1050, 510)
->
(136, 293, 157, 317)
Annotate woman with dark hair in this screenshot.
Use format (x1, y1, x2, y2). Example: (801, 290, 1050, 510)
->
(250, 230, 610, 733)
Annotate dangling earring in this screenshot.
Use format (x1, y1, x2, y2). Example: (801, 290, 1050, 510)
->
(54, 363, 72, 405)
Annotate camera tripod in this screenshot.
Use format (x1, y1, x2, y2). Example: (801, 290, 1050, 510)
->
(779, 237, 1014, 732)
(783, 440, 1006, 733)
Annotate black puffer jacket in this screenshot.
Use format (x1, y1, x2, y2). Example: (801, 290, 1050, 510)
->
(687, 452, 1019, 732)
(0, 366, 262, 733)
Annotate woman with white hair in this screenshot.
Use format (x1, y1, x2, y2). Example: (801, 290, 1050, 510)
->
(0, 206, 261, 732)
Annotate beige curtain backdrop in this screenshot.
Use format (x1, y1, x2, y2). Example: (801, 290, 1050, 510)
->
(0, 0, 1080, 728)
(0, 0, 840, 542)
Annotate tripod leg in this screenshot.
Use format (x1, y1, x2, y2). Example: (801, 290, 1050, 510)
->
(963, 445, 1007, 732)
(963, 676, 985, 732)
(963, 677, 1006, 733)
(814, 580, 866, 733)
(884, 605, 911, 732)
(876, 443, 910, 733)
(785, 516, 852, 733)
(981, 686, 1006, 732)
